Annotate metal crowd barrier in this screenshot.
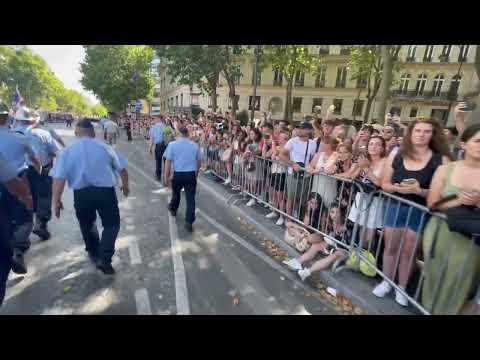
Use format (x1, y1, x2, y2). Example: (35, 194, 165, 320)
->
(198, 142, 480, 315)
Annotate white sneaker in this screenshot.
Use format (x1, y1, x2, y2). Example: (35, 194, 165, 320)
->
(224, 178, 231, 185)
(283, 258, 303, 271)
(395, 289, 409, 307)
(265, 211, 277, 219)
(372, 280, 392, 298)
(246, 198, 256, 207)
(298, 268, 311, 281)
(275, 216, 285, 226)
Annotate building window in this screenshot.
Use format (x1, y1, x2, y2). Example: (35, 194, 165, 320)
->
(292, 97, 302, 113)
(251, 67, 261, 86)
(340, 45, 351, 55)
(175, 96, 178, 107)
(294, 71, 305, 87)
(319, 45, 330, 55)
(336, 66, 347, 88)
(180, 94, 183, 107)
(458, 45, 470, 62)
(449, 74, 462, 99)
(424, 45, 434, 62)
(440, 45, 452, 62)
(312, 98, 323, 113)
(409, 107, 418, 118)
(248, 96, 261, 111)
(432, 74, 445, 97)
(407, 45, 417, 62)
(228, 95, 240, 109)
(315, 66, 326, 88)
(273, 69, 283, 86)
(356, 78, 367, 89)
(415, 73, 428, 96)
(332, 99, 343, 115)
(399, 73, 411, 94)
(352, 100, 364, 116)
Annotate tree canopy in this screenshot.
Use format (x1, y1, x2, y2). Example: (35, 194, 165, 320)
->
(80, 45, 155, 112)
(0, 45, 104, 114)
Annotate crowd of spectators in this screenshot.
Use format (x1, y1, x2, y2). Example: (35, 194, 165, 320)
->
(122, 103, 479, 314)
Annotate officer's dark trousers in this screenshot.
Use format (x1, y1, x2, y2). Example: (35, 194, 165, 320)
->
(0, 191, 13, 306)
(1, 174, 33, 253)
(73, 187, 120, 265)
(170, 171, 197, 224)
(126, 129, 132, 141)
(155, 143, 167, 180)
(26, 165, 52, 226)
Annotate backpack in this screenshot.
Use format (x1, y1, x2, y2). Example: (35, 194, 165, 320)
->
(163, 126, 174, 145)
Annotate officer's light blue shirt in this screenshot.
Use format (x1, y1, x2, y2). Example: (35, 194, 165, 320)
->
(0, 153, 18, 183)
(49, 137, 125, 190)
(164, 137, 203, 172)
(29, 128, 59, 166)
(0, 126, 35, 174)
(0, 154, 19, 200)
(149, 122, 165, 144)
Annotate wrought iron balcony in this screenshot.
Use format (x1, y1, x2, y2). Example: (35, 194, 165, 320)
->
(392, 90, 458, 102)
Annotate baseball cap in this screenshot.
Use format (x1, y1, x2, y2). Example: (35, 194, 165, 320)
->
(299, 121, 313, 130)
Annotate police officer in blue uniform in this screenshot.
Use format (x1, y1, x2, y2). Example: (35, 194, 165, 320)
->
(164, 126, 203, 232)
(49, 119, 130, 275)
(0, 109, 41, 274)
(24, 113, 60, 240)
(0, 152, 33, 306)
(149, 116, 166, 181)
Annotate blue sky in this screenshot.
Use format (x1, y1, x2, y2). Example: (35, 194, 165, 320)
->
(28, 45, 99, 104)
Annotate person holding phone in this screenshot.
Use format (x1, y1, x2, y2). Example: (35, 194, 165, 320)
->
(422, 123, 480, 315)
(373, 117, 452, 306)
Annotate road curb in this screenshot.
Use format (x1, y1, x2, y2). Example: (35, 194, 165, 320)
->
(198, 177, 409, 315)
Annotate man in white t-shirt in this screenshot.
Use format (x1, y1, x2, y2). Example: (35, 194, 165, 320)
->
(280, 122, 316, 217)
(104, 115, 120, 146)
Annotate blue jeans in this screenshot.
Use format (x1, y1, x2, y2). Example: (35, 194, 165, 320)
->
(170, 172, 197, 224)
(384, 199, 429, 233)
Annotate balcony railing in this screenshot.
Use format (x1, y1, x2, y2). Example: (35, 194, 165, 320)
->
(423, 56, 432, 63)
(339, 48, 351, 55)
(392, 90, 458, 102)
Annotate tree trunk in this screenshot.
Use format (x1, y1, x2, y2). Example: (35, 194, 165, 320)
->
(364, 96, 374, 123)
(284, 77, 293, 123)
(376, 45, 394, 124)
(353, 87, 362, 123)
(226, 78, 237, 120)
(211, 86, 218, 113)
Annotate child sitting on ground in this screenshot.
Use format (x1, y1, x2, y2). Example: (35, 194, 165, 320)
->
(283, 197, 349, 281)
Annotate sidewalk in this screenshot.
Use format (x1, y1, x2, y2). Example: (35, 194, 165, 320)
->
(198, 174, 419, 315)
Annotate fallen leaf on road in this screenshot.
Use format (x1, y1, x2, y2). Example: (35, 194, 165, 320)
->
(280, 277, 285, 281)
(63, 286, 71, 294)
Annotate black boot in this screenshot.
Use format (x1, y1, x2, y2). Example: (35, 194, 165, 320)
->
(11, 250, 27, 274)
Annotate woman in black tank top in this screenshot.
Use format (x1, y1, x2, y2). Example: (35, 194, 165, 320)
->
(372, 118, 452, 306)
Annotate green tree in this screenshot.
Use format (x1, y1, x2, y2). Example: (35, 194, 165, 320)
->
(155, 45, 248, 119)
(375, 45, 402, 123)
(80, 45, 155, 111)
(349, 45, 402, 123)
(89, 103, 107, 117)
(263, 45, 323, 122)
(155, 45, 222, 112)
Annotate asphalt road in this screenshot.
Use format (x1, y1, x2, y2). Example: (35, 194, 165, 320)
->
(0, 125, 338, 315)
